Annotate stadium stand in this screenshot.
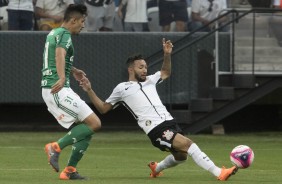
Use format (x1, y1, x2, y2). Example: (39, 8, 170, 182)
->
(147, 7, 191, 32)
(0, 5, 8, 30)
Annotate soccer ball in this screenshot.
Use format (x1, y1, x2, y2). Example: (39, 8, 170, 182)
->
(230, 145, 254, 169)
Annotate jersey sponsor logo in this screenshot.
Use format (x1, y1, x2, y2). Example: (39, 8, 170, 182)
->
(145, 120, 151, 126)
(125, 86, 130, 90)
(42, 69, 52, 76)
(41, 80, 47, 86)
(162, 130, 174, 141)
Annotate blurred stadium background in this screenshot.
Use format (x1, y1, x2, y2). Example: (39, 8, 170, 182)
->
(0, 31, 281, 134)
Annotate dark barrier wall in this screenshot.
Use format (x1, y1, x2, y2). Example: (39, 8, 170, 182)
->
(0, 32, 230, 104)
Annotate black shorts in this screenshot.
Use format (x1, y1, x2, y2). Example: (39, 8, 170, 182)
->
(158, 0, 188, 26)
(147, 120, 183, 152)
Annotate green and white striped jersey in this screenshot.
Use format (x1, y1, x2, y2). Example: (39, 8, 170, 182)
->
(41, 27, 74, 88)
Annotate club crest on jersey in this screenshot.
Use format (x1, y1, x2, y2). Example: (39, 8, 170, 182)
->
(162, 130, 174, 140)
(145, 120, 151, 126)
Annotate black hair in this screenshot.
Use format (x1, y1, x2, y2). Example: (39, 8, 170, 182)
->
(126, 54, 144, 67)
(64, 4, 87, 22)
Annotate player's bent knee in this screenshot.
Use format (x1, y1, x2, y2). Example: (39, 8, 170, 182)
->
(173, 152, 188, 161)
(91, 119, 101, 131)
(84, 113, 102, 131)
(180, 139, 192, 152)
(185, 137, 193, 148)
(91, 117, 101, 131)
(174, 134, 194, 152)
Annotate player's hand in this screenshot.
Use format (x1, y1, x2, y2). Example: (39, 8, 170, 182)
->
(163, 38, 173, 55)
(72, 68, 86, 81)
(79, 77, 92, 92)
(51, 78, 65, 94)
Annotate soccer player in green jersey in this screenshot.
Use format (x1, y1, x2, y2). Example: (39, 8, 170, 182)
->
(41, 4, 101, 180)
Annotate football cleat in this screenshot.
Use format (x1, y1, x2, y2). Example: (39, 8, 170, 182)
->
(217, 166, 238, 181)
(59, 166, 87, 180)
(45, 142, 61, 172)
(148, 161, 163, 178)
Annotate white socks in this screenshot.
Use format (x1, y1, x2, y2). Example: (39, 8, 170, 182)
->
(187, 143, 221, 177)
(155, 154, 185, 173)
(155, 143, 222, 177)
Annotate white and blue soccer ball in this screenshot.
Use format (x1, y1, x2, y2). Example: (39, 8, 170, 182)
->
(230, 145, 254, 169)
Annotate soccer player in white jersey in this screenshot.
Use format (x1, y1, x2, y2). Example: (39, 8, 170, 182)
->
(79, 38, 237, 181)
(41, 4, 101, 180)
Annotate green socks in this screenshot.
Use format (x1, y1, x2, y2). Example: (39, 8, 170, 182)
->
(67, 135, 92, 167)
(57, 124, 94, 150)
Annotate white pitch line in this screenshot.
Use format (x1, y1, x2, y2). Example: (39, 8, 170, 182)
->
(0, 168, 48, 171)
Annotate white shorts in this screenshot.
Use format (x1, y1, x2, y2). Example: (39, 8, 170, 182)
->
(42, 88, 93, 129)
(85, 3, 115, 31)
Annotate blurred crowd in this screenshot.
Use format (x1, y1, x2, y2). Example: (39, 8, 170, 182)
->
(0, 0, 279, 32)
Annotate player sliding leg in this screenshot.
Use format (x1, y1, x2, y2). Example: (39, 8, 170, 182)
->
(148, 133, 237, 181)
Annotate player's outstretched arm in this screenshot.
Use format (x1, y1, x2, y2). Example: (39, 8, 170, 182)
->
(72, 67, 86, 81)
(80, 77, 113, 114)
(161, 38, 173, 80)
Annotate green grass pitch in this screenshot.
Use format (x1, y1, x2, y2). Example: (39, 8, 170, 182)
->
(0, 131, 281, 184)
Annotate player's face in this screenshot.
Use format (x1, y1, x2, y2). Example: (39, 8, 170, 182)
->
(133, 60, 147, 82)
(72, 15, 85, 34)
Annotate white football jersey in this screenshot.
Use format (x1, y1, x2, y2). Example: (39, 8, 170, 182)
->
(106, 71, 173, 134)
(191, 0, 227, 21)
(273, 0, 280, 6)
